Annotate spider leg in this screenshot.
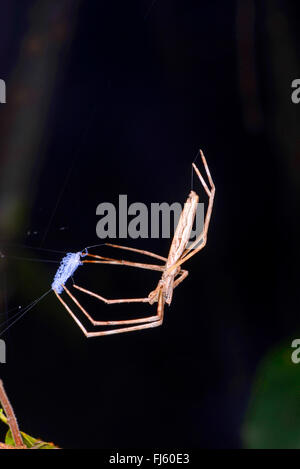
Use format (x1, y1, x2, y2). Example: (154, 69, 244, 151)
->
(72, 283, 149, 305)
(80, 258, 186, 296)
(62, 284, 159, 325)
(166, 150, 215, 273)
(183, 150, 215, 252)
(54, 288, 164, 337)
(82, 256, 165, 272)
(173, 269, 188, 288)
(104, 243, 167, 261)
(76, 266, 187, 293)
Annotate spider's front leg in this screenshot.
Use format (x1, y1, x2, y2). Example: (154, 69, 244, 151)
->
(52, 253, 169, 333)
(54, 288, 165, 337)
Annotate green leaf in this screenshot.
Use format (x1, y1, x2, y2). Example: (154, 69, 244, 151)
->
(242, 343, 300, 449)
(5, 428, 59, 449)
(0, 407, 8, 425)
(5, 429, 15, 446)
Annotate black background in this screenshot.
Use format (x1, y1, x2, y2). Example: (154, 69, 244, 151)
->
(0, 0, 299, 449)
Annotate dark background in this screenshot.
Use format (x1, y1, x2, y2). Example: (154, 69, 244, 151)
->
(0, 0, 299, 449)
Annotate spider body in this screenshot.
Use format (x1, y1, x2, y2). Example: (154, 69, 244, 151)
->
(161, 189, 199, 304)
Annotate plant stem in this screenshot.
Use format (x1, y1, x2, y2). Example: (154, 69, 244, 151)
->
(0, 380, 23, 447)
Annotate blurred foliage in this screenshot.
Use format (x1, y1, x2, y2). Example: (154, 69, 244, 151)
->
(242, 343, 300, 449)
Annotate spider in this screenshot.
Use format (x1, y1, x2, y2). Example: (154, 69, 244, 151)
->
(51, 149, 215, 337)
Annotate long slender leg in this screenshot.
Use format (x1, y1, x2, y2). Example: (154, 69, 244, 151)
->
(54, 290, 92, 337)
(82, 256, 165, 273)
(166, 150, 215, 272)
(72, 284, 149, 304)
(192, 149, 214, 197)
(54, 288, 164, 337)
(105, 243, 167, 261)
(182, 151, 215, 252)
(63, 285, 160, 325)
(173, 269, 188, 288)
(74, 255, 187, 299)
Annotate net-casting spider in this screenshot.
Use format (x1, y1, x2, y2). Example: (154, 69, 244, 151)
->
(52, 150, 215, 337)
